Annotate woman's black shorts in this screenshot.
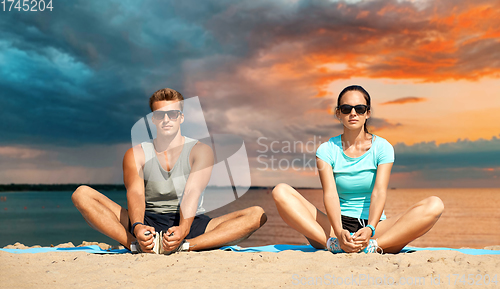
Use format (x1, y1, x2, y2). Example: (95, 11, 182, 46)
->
(341, 215, 370, 233)
(129, 211, 212, 239)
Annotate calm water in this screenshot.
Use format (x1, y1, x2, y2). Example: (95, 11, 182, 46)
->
(0, 190, 127, 247)
(1, 188, 499, 248)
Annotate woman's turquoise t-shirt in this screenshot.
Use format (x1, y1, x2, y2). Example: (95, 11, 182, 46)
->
(316, 134, 394, 220)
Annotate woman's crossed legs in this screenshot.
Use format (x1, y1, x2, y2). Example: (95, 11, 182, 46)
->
(272, 183, 444, 253)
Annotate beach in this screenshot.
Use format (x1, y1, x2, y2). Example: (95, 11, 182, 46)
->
(1, 242, 500, 288)
(2, 188, 500, 288)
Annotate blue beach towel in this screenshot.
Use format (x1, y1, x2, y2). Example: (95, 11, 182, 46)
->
(1, 244, 499, 256)
(0, 245, 128, 254)
(221, 244, 500, 256)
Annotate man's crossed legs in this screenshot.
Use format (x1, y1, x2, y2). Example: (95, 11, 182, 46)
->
(72, 185, 267, 252)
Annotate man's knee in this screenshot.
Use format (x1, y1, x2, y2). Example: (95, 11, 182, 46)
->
(71, 185, 92, 208)
(247, 206, 267, 227)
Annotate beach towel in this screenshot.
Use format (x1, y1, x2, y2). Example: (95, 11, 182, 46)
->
(0, 245, 128, 254)
(221, 244, 500, 256)
(1, 244, 499, 255)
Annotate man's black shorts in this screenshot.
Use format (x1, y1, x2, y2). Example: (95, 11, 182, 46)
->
(129, 211, 212, 239)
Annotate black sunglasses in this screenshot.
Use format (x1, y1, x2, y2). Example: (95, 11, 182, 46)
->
(338, 104, 369, 114)
(152, 110, 182, 121)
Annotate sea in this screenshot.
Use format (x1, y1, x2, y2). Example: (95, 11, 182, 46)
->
(1, 188, 499, 249)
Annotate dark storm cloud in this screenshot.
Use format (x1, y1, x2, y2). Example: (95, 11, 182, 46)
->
(0, 0, 224, 146)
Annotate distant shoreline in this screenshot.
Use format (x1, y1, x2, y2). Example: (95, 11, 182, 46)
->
(0, 184, 322, 192)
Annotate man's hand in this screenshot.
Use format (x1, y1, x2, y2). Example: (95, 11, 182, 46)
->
(162, 226, 188, 252)
(352, 227, 372, 250)
(134, 224, 156, 253)
(338, 229, 362, 253)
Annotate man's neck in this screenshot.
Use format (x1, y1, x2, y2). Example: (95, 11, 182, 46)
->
(154, 131, 184, 153)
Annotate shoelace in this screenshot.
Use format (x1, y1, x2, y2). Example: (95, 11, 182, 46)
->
(364, 239, 383, 254)
(358, 217, 366, 228)
(357, 218, 383, 253)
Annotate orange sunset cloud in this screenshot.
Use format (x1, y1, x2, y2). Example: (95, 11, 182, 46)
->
(381, 97, 427, 105)
(228, 0, 500, 92)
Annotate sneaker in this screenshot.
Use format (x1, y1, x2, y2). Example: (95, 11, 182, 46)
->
(362, 239, 383, 254)
(158, 230, 190, 255)
(153, 231, 162, 254)
(130, 231, 158, 254)
(130, 240, 144, 254)
(163, 239, 190, 255)
(326, 237, 344, 253)
(130, 230, 158, 254)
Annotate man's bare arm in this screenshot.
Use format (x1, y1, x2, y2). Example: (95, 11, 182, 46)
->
(123, 146, 155, 252)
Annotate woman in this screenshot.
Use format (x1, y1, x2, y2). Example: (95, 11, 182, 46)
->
(272, 85, 444, 253)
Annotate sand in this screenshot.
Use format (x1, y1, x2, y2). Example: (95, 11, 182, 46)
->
(1, 242, 500, 288)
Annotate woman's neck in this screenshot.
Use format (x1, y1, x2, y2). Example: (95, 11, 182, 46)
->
(341, 128, 371, 146)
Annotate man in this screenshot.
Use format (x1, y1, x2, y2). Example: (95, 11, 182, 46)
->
(72, 88, 267, 253)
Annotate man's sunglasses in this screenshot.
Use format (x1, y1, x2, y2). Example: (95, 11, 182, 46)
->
(152, 110, 182, 121)
(338, 104, 369, 114)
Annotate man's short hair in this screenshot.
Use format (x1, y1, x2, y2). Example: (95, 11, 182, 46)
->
(149, 88, 184, 111)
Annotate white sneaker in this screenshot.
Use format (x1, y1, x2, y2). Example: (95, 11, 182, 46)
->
(157, 230, 190, 255)
(130, 240, 144, 254)
(326, 237, 344, 253)
(153, 231, 161, 254)
(362, 239, 383, 254)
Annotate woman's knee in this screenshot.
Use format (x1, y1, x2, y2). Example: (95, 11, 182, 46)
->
(424, 196, 444, 217)
(272, 183, 292, 202)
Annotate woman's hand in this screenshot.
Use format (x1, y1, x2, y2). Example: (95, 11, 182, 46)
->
(338, 229, 362, 253)
(352, 227, 372, 250)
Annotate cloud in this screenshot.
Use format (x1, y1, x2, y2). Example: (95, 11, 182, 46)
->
(0, 0, 224, 147)
(393, 135, 500, 172)
(200, 0, 500, 86)
(0, 147, 46, 159)
(381, 96, 427, 105)
(2, 0, 499, 148)
(0, 166, 123, 185)
(0, 143, 128, 184)
(368, 117, 402, 131)
(390, 168, 500, 188)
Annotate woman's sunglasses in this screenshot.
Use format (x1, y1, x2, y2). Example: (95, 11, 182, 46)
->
(338, 104, 369, 115)
(152, 110, 182, 121)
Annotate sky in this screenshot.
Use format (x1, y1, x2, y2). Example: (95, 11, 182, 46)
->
(0, 0, 499, 188)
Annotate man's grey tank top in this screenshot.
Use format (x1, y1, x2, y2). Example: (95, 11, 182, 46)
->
(141, 137, 205, 215)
